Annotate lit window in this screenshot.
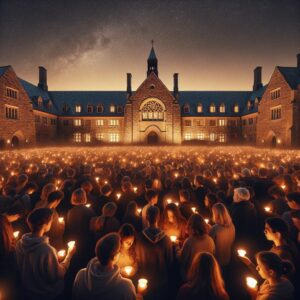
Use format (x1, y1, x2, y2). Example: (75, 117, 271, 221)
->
(234, 104, 239, 113)
(184, 133, 192, 141)
(87, 105, 93, 113)
(85, 133, 91, 142)
(209, 104, 216, 113)
(96, 119, 104, 126)
(219, 103, 225, 113)
(37, 97, 43, 107)
(209, 133, 216, 141)
(109, 133, 120, 142)
(75, 105, 81, 113)
(6, 87, 18, 99)
(197, 104, 203, 113)
(271, 88, 281, 100)
(219, 133, 226, 143)
(74, 119, 82, 126)
(109, 119, 120, 126)
(218, 119, 225, 126)
(97, 105, 103, 113)
(73, 133, 81, 143)
(110, 105, 115, 113)
(247, 101, 252, 110)
(183, 104, 190, 113)
(196, 119, 205, 126)
(141, 100, 164, 121)
(96, 133, 104, 141)
(271, 106, 282, 120)
(184, 120, 192, 126)
(197, 132, 205, 140)
(5, 105, 18, 119)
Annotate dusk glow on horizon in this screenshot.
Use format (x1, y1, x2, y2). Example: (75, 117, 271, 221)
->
(0, 0, 299, 91)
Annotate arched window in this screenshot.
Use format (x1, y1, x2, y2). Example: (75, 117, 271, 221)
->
(197, 103, 203, 113)
(75, 105, 81, 113)
(219, 103, 225, 113)
(37, 96, 43, 108)
(97, 105, 103, 113)
(234, 104, 239, 113)
(183, 104, 190, 113)
(87, 105, 93, 113)
(141, 100, 164, 121)
(209, 103, 216, 113)
(247, 100, 251, 110)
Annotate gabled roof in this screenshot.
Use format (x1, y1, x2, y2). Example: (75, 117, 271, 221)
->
(49, 91, 127, 116)
(277, 67, 300, 90)
(148, 47, 157, 61)
(242, 85, 267, 116)
(178, 91, 251, 117)
(0, 65, 10, 77)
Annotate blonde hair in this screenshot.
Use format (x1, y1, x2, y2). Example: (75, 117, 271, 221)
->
(212, 203, 232, 227)
(71, 188, 87, 205)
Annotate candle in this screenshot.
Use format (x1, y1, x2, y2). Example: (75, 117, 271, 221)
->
(204, 218, 209, 224)
(191, 207, 197, 213)
(58, 217, 64, 223)
(170, 235, 177, 243)
(124, 266, 133, 276)
(116, 193, 121, 200)
(58, 249, 66, 258)
(166, 198, 172, 204)
(175, 202, 179, 206)
(68, 241, 76, 250)
(174, 173, 179, 178)
(237, 249, 247, 257)
(13, 231, 20, 239)
(133, 187, 138, 193)
(264, 206, 271, 213)
(95, 177, 99, 182)
(138, 278, 148, 291)
(104, 180, 108, 184)
(280, 184, 286, 190)
(246, 277, 258, 289)
(213, 177, 217, 183)
(137, 208, 142, 214)
(85, 203, 91, 208)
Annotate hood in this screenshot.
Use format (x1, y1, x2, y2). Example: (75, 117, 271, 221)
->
(83, 258, 123, 295)
(259, 278, 294, 299)
(16, 233, 49, 255)
(142, 227, 166, 244)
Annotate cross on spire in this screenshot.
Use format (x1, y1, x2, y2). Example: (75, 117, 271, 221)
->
(151, 39, 154, 47)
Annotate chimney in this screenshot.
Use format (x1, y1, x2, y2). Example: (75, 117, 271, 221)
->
(38, 66, 48, 91)
(173, 73, 179, 97)
(297, 53, 300, 69)
(126, 73, 132, 97)
(253, 66, 262, 91)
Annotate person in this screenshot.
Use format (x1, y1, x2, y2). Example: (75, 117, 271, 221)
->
(117, 223, 138, 277)
(136, 205, 173, 300)
(179, 189, 193, 220)
(15, 208, 75, 300)
(116, 181, 137, 220)
(91, 183, 112, 215)
(267, 186, 289, 216)
(122, 201, 143, 232)
(179, 213, 215, 280)
(72, 233, 138, 300)
(209, 203, 235, 267)
(177, 252, 229, 300)
(203, 192, 219, 219)
(141, 189, 158, 228)
(35, 183, 56, 209)
(160, 203, 187, 242)
(247, 251, 294, 300)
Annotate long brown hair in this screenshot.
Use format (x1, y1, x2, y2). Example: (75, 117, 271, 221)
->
(187, 252, 229, 300)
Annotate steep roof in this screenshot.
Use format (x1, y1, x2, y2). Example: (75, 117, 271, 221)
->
(148, 47, 157, 61)
(49, 91, 127, 116)
(0, 65, 10, 77)
(242, 85, 267, 116)
(277, 67, 300, 90)
(178, 91, 251, 117)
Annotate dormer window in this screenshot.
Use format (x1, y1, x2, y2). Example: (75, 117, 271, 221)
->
(234, 104, 239, 113)
(117, 106, 123, 113)
(219, 103, 225, 113)
(197, 104, 203, 113)
(247, 101, 252, 110)
(110, 105, 115, 113)
(97, 105, 103, 113)
(75, 105, 82, 113)
(48, 100, 53, 110)
(87, 105, 93, 113)
(37, 97, 43, 108)
(209, 103, 216, 113)
(255, 98, 259, 107)
(183, 104, 190, 113)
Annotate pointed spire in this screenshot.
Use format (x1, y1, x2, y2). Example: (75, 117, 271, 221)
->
(147, 40, 158, 77)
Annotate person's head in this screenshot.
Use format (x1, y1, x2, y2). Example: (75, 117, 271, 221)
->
(194, 175, 205, 187)
(188, 252, 228, 299)
(291, 210, 300, 231)
(95, 233, 121, 267)
(121, 181, 132, 193)
(144, 179, 153, 191)
(66, 167, 76, 178)
(212, 203, 232, 227)
(119, 223, 136, 251)
(256, 251, 294, 280)
(81, 180, 93, 193)
(264, 217, 289, 243)
(101, 184, 112, 196)
(47, 190, 64, 209)
(268, 185, 286, 199)
(163, 203, 182, 225)
(241, 168, 251, 177)
(146, 205, 160, 227)
(71, 188, 87, 206)
(27, 208, 53, 234)
(286, 192, 300, 209)
(40, 183, 56, 202)
(153, 178, 162, 191)
(125, 201, 138, 216)
(179, 189, 190, 203)
(0, 215, 14, 257)
(187, 214, 208, 236)
(17, 174, 28, 188)
(24, 182, 38, 195)
(233, 187, 250, 203)
(204, 193, 218, 209)
(145, 189, 158, 205)
(102, 202, 117, 217)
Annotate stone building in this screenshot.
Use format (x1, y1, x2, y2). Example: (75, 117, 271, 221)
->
(0, 46, 299, 148)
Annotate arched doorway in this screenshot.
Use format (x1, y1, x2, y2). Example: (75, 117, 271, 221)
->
(271, 136, 277, 148)
(147, 131, 159, 144)
(11, 136, 19, 148)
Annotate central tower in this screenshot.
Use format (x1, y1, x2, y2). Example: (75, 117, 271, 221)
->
(147, 40, 158, 77)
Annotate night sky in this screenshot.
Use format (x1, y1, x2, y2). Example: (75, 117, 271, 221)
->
(0, 0, 299, 91)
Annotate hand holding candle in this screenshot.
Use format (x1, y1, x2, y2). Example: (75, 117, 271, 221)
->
(13, 231, 20, 239)
(138, 278, 148, 294)
(237, 249, 247, 257)
(124, 266, 133, 276)
(246, 276, 258, 289)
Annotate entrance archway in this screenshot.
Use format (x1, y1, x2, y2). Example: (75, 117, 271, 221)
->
(11, 136, 20, 148)
(271, 136, 277, 148)
(147, 131, 159, 144)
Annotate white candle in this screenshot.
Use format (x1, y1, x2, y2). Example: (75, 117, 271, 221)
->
(175, 202, 179, 206)
(204, 218, 209, 224)
(246, 277, 257, 289)
(58, 217, 64, 223)
(133, 187, 138, 193)
(138, 278, 148, 291)
(67, 241, 76, 250)
(124, 266, 133, 276)
(58, 249, 66, 258)
(264, 206, 271, 213)
(116, 193, 121, 200)
(85, 203, 91, 208)
(170, 235, 177, 243)
(191, 207, 197, 213)
(166, 199, 172, 204)
(137, 208, 142, 214)
(13, 231, 20, 239)
(237, 249, 247, 257)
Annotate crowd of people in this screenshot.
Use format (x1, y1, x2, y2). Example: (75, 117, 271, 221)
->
(0, 146, 300, 300)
